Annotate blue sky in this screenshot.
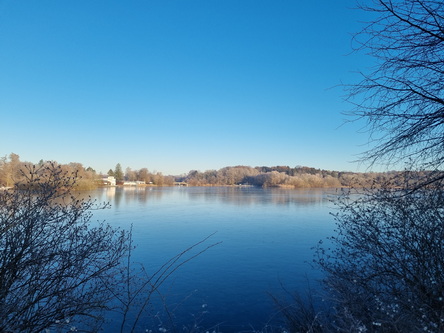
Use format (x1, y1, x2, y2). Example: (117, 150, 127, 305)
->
(0, 0, 375, 175)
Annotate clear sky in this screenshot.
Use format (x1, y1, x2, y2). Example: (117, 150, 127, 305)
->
(0, 0, 376, 175)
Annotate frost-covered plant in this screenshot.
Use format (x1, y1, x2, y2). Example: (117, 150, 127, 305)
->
(0, 163, 130, 332)
(316, 181, 444, 332)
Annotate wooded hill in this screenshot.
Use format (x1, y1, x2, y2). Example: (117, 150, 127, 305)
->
(180, 165, 398, 188)
(1, 153, 410, 189)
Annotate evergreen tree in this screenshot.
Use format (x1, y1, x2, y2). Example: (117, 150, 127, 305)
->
(114, 163, 123, 182)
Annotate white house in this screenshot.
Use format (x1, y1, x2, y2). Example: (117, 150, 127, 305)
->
(102, 176, 116, 186)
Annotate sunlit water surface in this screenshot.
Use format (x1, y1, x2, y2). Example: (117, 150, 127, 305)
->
(90, 186, 338, 332)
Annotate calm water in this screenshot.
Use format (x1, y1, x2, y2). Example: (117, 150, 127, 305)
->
(91, 186, 338, 332)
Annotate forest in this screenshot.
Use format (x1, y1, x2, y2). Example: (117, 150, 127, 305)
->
(0, 152, 410, 189)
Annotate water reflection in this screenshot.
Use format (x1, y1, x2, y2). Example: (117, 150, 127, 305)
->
(94, 186, 166, 207)
(183, 186, 339, 206)
(92, 186, 340, 208)
(87, 186, 337, 331)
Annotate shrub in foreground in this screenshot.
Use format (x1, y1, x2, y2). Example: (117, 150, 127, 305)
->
(314, 184, 444, 332)
(0, 164, 130, 332)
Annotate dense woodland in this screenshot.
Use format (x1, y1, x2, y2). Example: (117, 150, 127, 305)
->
(180, 165, 395, 187)
(0, 152, 407, 189)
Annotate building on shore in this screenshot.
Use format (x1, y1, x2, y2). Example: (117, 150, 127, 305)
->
(101, 176, 116, 186)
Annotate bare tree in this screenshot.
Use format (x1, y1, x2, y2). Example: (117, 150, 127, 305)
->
(125, 167, 138, 182)
(299, 2, 444, 331)
(0, 153, 26, 187)
(316, 180, 444, 332)
(0, 162, 221, 332)
(348, 0, 444, 178)
(0, 163, 130, 332)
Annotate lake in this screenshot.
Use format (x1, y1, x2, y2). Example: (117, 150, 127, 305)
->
(90, 186, 338, 332)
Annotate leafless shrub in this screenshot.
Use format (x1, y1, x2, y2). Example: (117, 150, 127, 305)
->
(316, 180, 444, 332)
(0, 163, 130, 332)
(0, 163, 220, 332)
(270, 280, 327, 333)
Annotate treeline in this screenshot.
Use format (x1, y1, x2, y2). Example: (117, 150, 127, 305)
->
(106, 163, 174, 186)
(0, 153, 99, 190)
(179, 165, 399, 188)
(1, 153, 416, 189)
(0, 154, 174, 189)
